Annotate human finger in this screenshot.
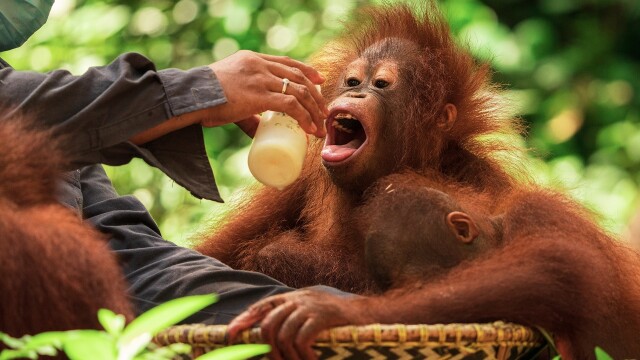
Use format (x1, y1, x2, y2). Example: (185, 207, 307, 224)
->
(262, 74, 326, 137)
(278, 78, 325, 135)
(267, 61, 327, 115)
(269, 72, 327, 137)
(263, 89, 317, 136)
(256, 53, 325, 84)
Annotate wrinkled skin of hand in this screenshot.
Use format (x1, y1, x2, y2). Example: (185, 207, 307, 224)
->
(227, 289, 371, 360)
(208, 50, 328, 138)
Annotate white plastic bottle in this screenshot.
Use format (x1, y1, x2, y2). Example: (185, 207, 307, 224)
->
(247, 111, 308, 190)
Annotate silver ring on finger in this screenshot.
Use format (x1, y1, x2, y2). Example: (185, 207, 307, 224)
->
(281, 78, 290, 94)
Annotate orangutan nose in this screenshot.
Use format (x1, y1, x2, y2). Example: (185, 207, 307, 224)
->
(345, 91, 367, 98)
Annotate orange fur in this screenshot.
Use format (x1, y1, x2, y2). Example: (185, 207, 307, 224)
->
(355, 174, 640, 359)
(310, 3, 527, 188)
(0, 111, 132, 337)
(199, 3, 640, 359)
(198, 3, 526, 293)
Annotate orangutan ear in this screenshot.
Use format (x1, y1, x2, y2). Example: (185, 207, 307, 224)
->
(446, 211, 479, 244)
(437, 103, 457, 131)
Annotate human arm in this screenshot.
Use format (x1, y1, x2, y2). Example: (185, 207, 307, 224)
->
(0, 53, 218, 158)
(130, 50, 329, 143)
(0, 53, 224, 199)
(0, 51, 327, 200)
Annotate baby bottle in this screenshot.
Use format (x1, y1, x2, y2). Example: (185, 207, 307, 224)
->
(247, 111, 308, 190)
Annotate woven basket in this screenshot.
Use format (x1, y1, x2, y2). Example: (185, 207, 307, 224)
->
(154, 321, 545, 359)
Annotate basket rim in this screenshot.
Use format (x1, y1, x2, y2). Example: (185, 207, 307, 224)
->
(153, 321, 543, 349)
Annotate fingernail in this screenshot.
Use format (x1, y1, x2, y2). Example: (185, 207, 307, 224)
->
(311, 123, 318, 133)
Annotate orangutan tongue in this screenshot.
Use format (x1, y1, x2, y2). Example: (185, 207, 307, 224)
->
(321, 139, 362, 162)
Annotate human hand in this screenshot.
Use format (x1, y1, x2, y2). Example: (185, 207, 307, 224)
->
(227, 290, 367, 360)
(204, 50, 328, 138)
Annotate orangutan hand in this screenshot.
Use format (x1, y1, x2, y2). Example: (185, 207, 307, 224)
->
(227, 289, 369, 360)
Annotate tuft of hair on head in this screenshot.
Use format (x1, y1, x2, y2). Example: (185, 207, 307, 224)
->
(310, 2, 452, 102)
(0, 110, 66, 206)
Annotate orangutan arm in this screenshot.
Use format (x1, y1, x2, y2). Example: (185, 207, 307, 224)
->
(226, 190, 637, 360)
(226, 234, 615, 360)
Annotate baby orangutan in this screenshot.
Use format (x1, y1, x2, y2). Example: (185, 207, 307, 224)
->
(227, 173, 640, 360)
(362, 180, 500, 291)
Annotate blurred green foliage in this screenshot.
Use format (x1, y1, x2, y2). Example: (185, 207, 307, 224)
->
(2, 0, 639, 245)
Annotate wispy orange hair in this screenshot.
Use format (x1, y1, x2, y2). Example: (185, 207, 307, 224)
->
(310, 2, 527, 190)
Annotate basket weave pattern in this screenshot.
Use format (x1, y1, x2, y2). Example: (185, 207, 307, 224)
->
(154, 321, 544, 359)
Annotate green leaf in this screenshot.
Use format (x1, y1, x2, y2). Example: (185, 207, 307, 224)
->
(21, 331, 67, 351)
(118, 294, 217, 347)
(595, 346, 614, 360)
(145, 343, 192, 358)
(36, 345, 58, 356)
(197, 344, 271, 360)
(0, 349, 37, 360)
(133, 352, 164, 360)
(133, 354, 162, 360)
(99, 308, 126, 336)
(0, 333, 25, 350)
(130, 341, 192, 360)
(1, 332, 66, 359)
(166, 343, 191, 354)
(552, 356, 562, 360)
(118, 333, 152, 360)
(63, 330, 117, 360)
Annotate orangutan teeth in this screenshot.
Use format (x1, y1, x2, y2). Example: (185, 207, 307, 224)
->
(332, 120, 354, 133)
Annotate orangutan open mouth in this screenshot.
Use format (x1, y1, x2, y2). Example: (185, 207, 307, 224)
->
(333, 113, 361, 134)
(322, 111, 367, 163)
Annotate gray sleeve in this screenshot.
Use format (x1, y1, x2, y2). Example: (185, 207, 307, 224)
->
(0, 53, 225, 201)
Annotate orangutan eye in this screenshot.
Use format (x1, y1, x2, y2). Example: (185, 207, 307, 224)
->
(374, 79, 390, 89)
(346, 78, 361, 87)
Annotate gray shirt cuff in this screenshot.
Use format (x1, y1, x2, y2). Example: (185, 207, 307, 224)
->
(97, 63, 228, 202)
(158, 65, 227, 116)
